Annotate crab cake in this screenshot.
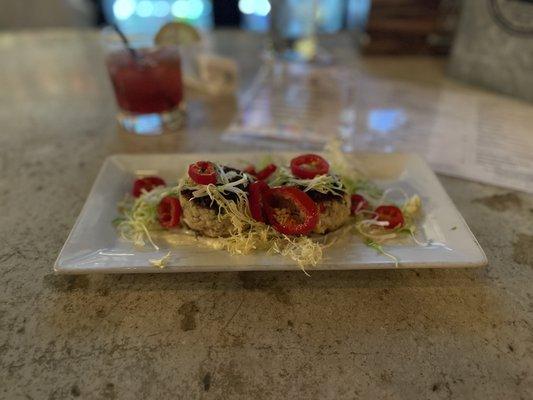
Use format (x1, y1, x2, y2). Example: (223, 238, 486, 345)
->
(179, 166, 247, 237)
(306, 190, 351, 234)
(179, 191, 234, 237)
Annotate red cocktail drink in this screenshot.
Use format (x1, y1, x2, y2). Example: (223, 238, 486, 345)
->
(102, 28, 185, 136)
(106, 47, 183, 115)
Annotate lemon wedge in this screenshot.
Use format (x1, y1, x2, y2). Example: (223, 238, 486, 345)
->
(154, 21, 201, 46)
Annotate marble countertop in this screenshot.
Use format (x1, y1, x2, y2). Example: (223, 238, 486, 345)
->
(0, 29, 531, 400)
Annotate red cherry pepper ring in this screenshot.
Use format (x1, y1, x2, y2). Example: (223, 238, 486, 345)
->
(263, 187, 319, 235)
(132, 176, 166, 197)
(157, 196, 182, 228)
(248, 181, 270, 223)
(188, 161, 217, 185)
(350, 194, 370, 215)
(375, 205, 404, 229)
(290, 154, 330, 179)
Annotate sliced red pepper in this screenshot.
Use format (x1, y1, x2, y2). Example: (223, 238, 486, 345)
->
(132, 176, 166, 197)
(351, 194, 370, 215)
(188, 161, 217, 185)
(263, 187, 319, 235)
(375, 205, 404, 229)
(244, 165, 256, 175)
(157, 196, 182, 228)
(290, 154, 329, 179)
(255, 163, 277, 180)
(244, 163, 277, 181)
(248, 181, 270, 223)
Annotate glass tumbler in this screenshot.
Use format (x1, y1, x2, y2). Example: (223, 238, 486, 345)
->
(270, 0, 318, 62)
(101, 28, 185, 135)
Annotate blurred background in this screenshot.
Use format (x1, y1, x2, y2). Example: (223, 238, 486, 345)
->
(1, 0, 531, 189)
(0, 0, 459, 55)
(0, 0, 367, 34)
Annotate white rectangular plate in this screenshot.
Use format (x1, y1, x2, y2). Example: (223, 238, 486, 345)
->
(54, 152, 487, 274)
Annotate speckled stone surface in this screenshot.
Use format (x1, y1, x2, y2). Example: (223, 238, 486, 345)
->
(0, 30, 532, 400)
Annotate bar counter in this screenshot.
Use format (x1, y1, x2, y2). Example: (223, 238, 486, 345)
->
(0, 30, 531, 399)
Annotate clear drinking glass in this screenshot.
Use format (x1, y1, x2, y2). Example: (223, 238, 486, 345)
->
(269, 0, 318, 62)
(101, 28, 185, 135)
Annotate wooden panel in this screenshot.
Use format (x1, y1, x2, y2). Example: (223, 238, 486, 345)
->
(362, 0, 459, 55)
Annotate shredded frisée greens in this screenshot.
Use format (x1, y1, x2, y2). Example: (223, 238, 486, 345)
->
(149, 251, 171, 268)
(365, 239, 399, 267)
(115, 186, 180, 250)
(354, 192, 422, 244)
(270, 167, 345, 194)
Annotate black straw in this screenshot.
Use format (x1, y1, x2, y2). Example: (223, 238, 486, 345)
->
(112, 24, 140, 61)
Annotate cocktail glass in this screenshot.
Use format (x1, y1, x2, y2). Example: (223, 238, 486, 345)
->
(102, 28, 185, 135)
